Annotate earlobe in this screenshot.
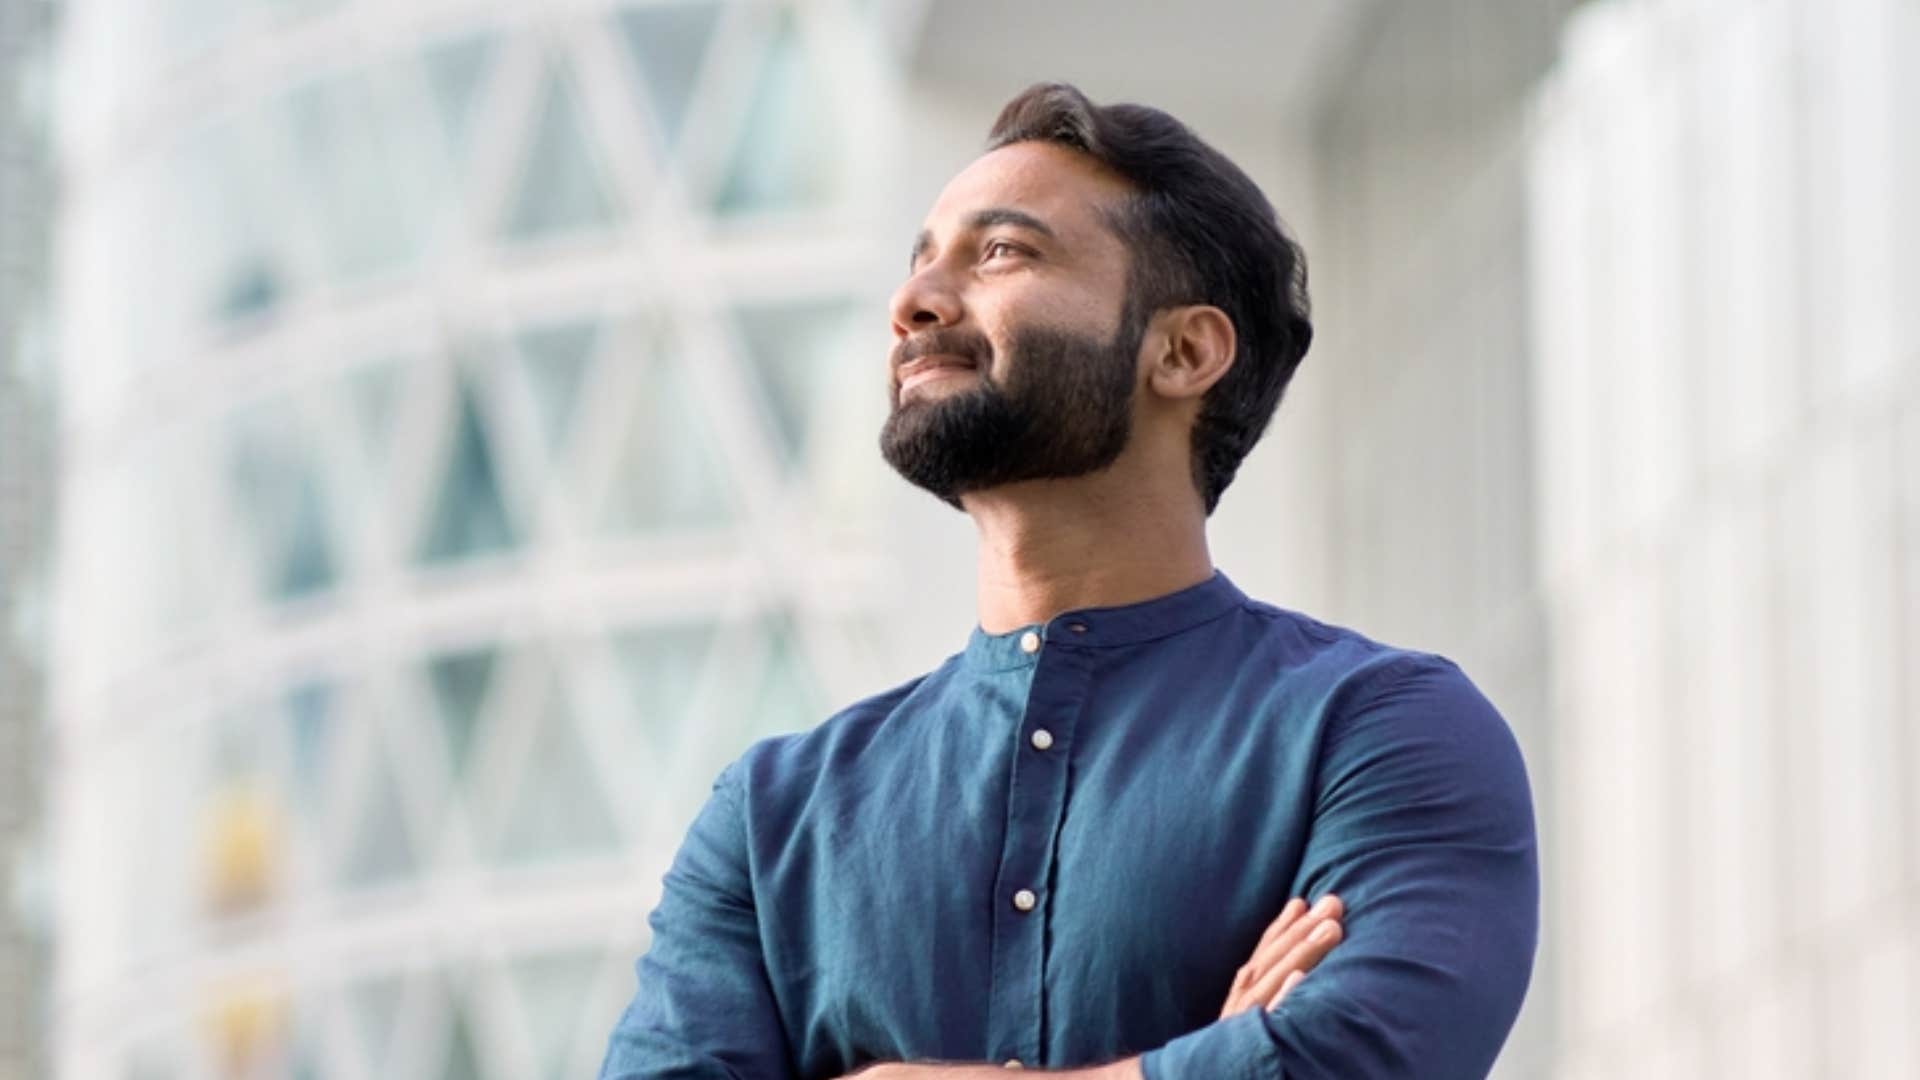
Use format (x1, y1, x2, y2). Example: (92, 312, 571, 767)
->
(1146, 305, 1236, 401)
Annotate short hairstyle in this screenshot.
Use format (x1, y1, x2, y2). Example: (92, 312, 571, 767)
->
(986, 83, 1313, 514)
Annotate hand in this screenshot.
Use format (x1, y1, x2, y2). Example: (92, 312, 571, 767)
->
(840, 1060, 1139, 1079)
(1217, 894, 1344, 1017)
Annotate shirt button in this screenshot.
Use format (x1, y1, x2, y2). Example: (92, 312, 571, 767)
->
(1019, 630, 1041, 654)
(1030, 728, 1054, 751)
(1013, 888, 1037, 912)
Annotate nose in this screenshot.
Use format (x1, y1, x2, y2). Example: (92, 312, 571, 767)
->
(888, 265, 962, 339)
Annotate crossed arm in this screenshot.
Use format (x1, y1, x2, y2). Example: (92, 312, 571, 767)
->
(600, 657, 1538, 1079)
(840, 895, 1347, 1080)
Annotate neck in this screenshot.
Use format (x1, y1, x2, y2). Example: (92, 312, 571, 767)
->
(962, 467, 1214, 634)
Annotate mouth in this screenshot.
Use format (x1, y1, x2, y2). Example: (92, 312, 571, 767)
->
(896, 353, 979, 397)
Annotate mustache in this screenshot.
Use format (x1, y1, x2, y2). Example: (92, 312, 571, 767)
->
(891, 329, 993, 372)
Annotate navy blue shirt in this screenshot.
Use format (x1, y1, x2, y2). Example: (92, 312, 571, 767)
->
(600, 573, 1537, 1079)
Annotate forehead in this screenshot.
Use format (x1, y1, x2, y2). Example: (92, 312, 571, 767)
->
(922, 140, 1135, 240)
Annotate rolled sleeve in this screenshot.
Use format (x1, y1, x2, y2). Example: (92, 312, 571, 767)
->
(599, 764, 797, 1080)
(1141, 655, 1539, 1080)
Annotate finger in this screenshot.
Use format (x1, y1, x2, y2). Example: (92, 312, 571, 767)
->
(1221, 895, 1344, 1014)
(1245, 894, 1342, 985)
(1244, 916, 1342, 1012)
(1223, 897, 1311, 1017)
(1267, 969, 1306, 1011)
(1254, 897, 1309, 955)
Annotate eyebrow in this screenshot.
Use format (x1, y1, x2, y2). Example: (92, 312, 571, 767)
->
(909, 207, 1059, 270)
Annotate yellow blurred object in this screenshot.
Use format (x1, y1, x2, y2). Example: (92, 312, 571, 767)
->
(204, 983, 287, 1079)
(204, 784, 281, 913)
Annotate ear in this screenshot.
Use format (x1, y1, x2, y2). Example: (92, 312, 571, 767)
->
(1144, 305, 1236, 401)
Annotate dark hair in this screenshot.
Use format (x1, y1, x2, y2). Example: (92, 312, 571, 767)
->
(986, 83, 1313, 514)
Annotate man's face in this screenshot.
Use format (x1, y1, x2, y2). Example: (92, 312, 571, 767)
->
(880, 141, 1144, 504)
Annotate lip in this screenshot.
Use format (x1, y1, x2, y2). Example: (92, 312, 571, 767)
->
(896, 353, 977, 394)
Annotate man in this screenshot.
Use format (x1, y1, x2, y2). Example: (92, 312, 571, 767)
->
(599, 83, 1537, 1079)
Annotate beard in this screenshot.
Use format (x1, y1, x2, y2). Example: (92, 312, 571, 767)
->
(879, 310, 1142, 508)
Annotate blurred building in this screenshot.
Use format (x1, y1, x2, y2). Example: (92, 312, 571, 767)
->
(1532, 2, 1919, 1074)
(48, 1, 902, 1076)
(36, 1, 1920, 1078)
(2, 1, 54, 1078)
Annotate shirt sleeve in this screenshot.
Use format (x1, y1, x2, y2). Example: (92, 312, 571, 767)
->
(1139, 654, 1540, 1080)
(598, 763, 798, 1080)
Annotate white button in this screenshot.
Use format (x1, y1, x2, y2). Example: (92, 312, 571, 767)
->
(1012, 888, 1037, 911)
(1019, 630, 1041, 654)
(1004, 1060, 1024, 1069)
(1030, 728, 1054, 751)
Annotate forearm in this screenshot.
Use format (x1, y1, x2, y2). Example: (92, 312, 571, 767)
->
(848, 1058, 1141, 1080)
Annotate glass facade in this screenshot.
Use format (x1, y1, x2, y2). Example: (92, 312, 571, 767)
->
(49, 2, 897, 1076)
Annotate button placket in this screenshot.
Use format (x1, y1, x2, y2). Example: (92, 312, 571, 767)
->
(985, 633, 1090, 1069)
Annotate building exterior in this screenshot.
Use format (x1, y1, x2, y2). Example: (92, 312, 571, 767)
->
(47, 2, 904, 1076)
(37, 0, 1920, 1077)
(1530, 1, 1920, 1074)
(2, 0, 53, 1077)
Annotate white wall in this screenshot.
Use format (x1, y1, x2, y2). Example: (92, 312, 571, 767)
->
(1529, 0, 1920, 1075)
(1307, 2, 1576, 1074)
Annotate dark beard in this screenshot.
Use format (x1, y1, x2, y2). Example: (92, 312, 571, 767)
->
(879, 314, 1141, 508)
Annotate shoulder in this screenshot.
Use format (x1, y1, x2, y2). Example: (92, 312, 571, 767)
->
(1258, 626, 1532, 822)
(1222, 595, 1463, 694)
(723, 652, 962, 801)
(1226, 596, 1512, 745)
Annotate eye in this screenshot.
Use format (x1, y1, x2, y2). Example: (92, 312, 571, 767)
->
(983, 239, 1025, 262)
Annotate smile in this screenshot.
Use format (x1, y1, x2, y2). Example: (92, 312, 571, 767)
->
(897, 354, 978, 395)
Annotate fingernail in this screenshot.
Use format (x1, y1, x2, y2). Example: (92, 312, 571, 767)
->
(1310, 921, 1337, 943)
(1311, 894, 1340, 915)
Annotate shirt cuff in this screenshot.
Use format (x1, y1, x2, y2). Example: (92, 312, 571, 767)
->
(1138, 1008, 1273, 1080)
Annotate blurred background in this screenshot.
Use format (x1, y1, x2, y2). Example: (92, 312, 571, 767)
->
(1, 0, 1915, 1076)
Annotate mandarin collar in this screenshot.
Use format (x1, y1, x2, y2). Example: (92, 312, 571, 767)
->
(961, 571, 1248, 672)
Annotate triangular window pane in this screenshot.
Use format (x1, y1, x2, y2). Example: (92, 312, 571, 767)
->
(714, 15, 842, 215)
(284, 73, 425, 278)
(216, 255, 284, 323)
(181, 120, 292, 329)
(424, 31, 498, 162)
(609, 622, 714, 760)
(350, 360, 402, 465)
(492, 678, 620, 864)
(428, 646, 498, 786)
(439, 985, 484, 1080)
(349, 973, 407, 1073)
(507, 950, 603, 1080)
(286, 681, 336, 831)
(750, 618, 823, 738)
(290, 1016, 328, 1080)
(516, 320, 599, 452)
(735, 300, 858, 468)
(615, 1, 722, 150)
(598, 353, 731, 533)
(502, 66, 617, 241)
(229, 405, 338, 601)
(418, 372, 520, 565)
(340, 729, 419, 886)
